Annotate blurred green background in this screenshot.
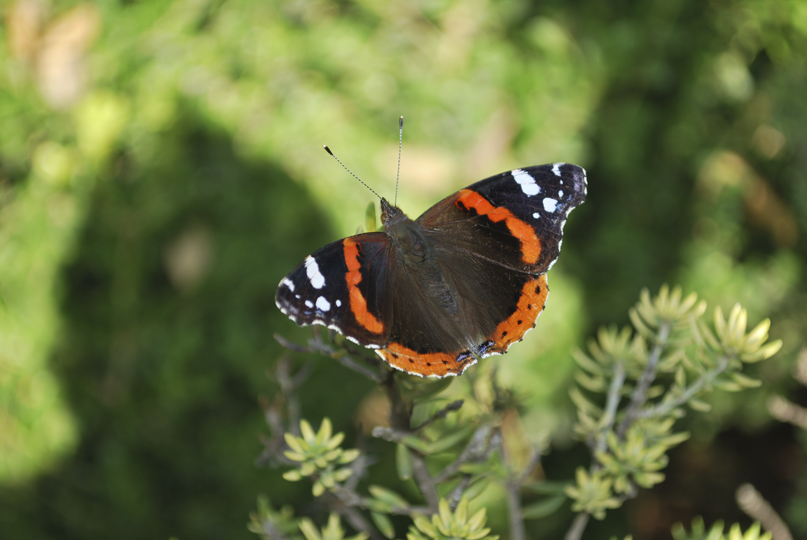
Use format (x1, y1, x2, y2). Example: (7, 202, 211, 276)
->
(0, 0, 805, 538)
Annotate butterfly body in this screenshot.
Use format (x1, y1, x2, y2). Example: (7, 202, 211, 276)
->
(276, 164, 587, 378)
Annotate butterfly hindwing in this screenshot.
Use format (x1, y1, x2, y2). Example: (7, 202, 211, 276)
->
(275, 233, 392, 347)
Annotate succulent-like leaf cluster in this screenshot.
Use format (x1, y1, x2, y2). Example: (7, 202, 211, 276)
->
(671, 518, 771, 540)
(565, 468, 620, 520)
(282, 418, 360, 496)
(567, 286, 781, 520)
(247, 496, 302, 540)
(263, 283, 785, 540)
(406, 497, 498, 540)
(300, 513, 368, 540)
(596, 421, 686, 494)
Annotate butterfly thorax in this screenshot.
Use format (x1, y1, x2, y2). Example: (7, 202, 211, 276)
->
(381, 198, 428, 264)
(381, 198, 460, 318)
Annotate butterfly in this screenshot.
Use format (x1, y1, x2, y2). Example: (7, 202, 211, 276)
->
(276, 163, 587, 378)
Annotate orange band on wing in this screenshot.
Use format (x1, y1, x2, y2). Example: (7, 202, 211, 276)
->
(343, 238, 385, 334)
(486, 274, 549, 354)
(377, 343, 474, 378)
(455, 189, 541, 264)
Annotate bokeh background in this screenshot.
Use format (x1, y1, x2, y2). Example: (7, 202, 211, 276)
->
(1, 0, 806, 538)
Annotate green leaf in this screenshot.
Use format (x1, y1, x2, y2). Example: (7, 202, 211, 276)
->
(299, 518, 322, 540)
(740, 340, 782, 363)
(714, 380, 743, 392)
(333, 468, 353, 482)
(339, 448, 361, 463)
(285, 433, 307, 454)
(396, 443, 413, 480)
(569, 387, 603, 416)
(572, 348, 604, 375)
(368, 485, 410, 509)
(688, 398, 712, 412)
(629, 306, 655, 339)
(575, 370, 607, 392)
(301, 420, 316, 444)
(463, 476, 492, 500)
(730, 372, 762, 388)
(283, 470, 303, 482)
(284, 450, 306, 462)
(371, 512, 395, 539)
(658, 431, 690, 448)
(413, 515, 438, 538)
(421, 424, 475, 454)
(522, 480, 570, 494)
(316, 418, 333, 447)
(743, 319, 771, 350)
(399, 436, 430, 453)
(365, 201, 378, 233)
(312, 481, 325, 497)
(521, 494, 567, 519)
(326, 432, 346, 450)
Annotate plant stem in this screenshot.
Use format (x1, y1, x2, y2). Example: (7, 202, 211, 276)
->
(446, 476, 471, 509)
(334, 503, 384, 540)
(616, 321, 671, 438)
(413, 400, 464, 431)
(506, 480, 526, 540)
(565, 512, 589, 540)
(639, 354, 730, 419)
(434, 425, 496, 483)
(380, 370, 440, 511)
(594, 362, 626, 454)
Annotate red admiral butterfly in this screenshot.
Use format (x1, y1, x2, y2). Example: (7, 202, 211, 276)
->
(276, 162, 587, 378)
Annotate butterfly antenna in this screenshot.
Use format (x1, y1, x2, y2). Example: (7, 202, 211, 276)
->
(323, 145, 382, 201)
(395, 116, 403, 206)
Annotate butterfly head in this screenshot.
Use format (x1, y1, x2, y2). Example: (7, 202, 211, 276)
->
(380, 198, 407, 227)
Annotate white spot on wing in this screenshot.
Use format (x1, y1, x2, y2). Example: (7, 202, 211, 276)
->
(512, 169, 540, 196)
(543, 198, 558, 212)
(532, 212, 540, 219)
(336, 299, 342, 307)
(281, 277, 295, 292)
(559, 190, 564, 197)
(552, 163, 563, 176)
(305, 256, 325, 289)
(316, 296, 331, 312)
(304, 300, 313, 308)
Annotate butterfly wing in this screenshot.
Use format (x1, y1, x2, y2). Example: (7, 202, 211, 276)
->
(275, 233, 393, 348)
(374, 250, 549, 377)
(410, 163, 586, 357)
(417, 163, 586, 274)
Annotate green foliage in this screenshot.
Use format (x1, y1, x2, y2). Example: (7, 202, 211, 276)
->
(567, 286, 781, 520)
(565, 468, 620, 520)
(671, 518, 771, 540)
(282, 419, 360, 497)
(406, 498, 498, 540)
(256, 284, 785, 540)
(248, 496, 302, 540)
(299, 514, 368, 540)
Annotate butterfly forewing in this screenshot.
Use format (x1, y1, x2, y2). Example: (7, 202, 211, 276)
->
(417, 163, 586, 275)
(275, 233, 392, 347)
